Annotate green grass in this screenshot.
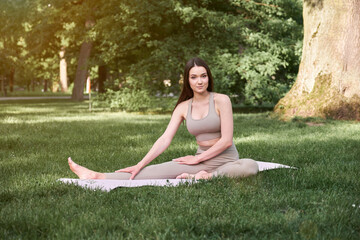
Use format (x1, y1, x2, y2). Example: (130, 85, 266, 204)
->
(0, 100, 359, 239)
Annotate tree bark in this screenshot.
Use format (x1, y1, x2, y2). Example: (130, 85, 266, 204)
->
(98, 65, 107, 93)
(31, 79, 35, 91)
(59, 49, 68, 92)
(71, 41, 92, 101)
(0, 76, 5, 96)
(8, 69, 14, 92)
(43, 79, 48, 92)
(274, 0, 360, 120)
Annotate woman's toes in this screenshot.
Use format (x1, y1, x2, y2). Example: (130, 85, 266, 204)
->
(176, 173, 188, 179)
(195, 170, 212, 180)
(176, 173, 195, 179)
(68, 157, 75, 166)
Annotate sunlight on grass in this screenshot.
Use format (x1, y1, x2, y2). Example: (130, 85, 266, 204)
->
(0, 100, 359, 239)
(233, 122, 360, 145)
(2, 116, 23, 124)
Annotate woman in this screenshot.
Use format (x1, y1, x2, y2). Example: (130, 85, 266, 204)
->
(68, 57, 259, 180)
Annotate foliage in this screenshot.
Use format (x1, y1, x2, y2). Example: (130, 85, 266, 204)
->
(93, 89, 177, 112)
(226, 0, 303, 104)
(0, 100, 359, 239)
(1, 0, 303, 104)
(93, 88, 151, 112)
(0, 0, 27, 80)
(90, 0, 303, 104)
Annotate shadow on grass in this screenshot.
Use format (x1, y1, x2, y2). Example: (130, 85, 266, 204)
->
(1, 100, 359, 239)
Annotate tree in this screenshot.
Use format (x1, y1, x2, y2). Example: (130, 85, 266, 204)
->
(274, 0, 360, 120)
(72, 36, 92, 100)
(17, 0, 63, 92)
(97, 65, 107, 93)
(59, 48, 68, 92)
(1, 0, 303, 103)
(93, 0, 302, 104)
(226, 0, 303, 104)
(0, 0, 27, 93)
(67, 0, 98, 101)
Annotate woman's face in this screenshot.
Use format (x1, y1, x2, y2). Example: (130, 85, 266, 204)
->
(189, 66, 209, 94)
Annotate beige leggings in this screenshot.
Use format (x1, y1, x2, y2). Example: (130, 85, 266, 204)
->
(104, 143, 259, 180)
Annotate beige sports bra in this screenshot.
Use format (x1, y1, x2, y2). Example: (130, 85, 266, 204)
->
(186, 92, 221, 142)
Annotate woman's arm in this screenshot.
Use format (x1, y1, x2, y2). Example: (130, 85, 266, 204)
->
(115, 101, 186, 179)
(174, 94, 233, 165)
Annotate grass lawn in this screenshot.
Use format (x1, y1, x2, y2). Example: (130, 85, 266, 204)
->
(0, 100, 359, 239)
(1, 90, 72, 97)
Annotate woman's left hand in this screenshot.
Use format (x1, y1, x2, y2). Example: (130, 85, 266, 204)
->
(173, 155, 200, 165)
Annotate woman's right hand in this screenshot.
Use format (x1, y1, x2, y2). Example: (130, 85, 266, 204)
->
(115, 164, 142, 180)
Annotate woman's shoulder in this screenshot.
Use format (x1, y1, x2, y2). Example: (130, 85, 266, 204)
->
(177, 98, 191, 108)
(173, 99, 191, 116)
(213, 92, 231, 104)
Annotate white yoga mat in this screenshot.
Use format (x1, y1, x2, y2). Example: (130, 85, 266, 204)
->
(58, 178, 196, 192)
(58, 161, 295, 192)
(256, 161, 295, 171)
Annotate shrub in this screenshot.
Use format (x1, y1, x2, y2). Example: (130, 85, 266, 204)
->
(93, 88, 177, 113)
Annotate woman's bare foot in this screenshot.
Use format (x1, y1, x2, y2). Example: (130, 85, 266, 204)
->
(68, 157, 105, 179)
(194, 170, 212, 179)
(176, 170, 213, 180)
(176, 173, 194, 179)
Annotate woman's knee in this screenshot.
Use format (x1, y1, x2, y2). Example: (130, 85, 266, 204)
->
(215, 159, 258, 178)
(239, 158, 259, 176)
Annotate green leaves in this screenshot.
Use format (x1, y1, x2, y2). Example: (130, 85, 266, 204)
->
(1, 0, 302, 104)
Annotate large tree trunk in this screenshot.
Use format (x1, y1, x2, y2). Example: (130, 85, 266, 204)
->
(98, 65, 107, 93)
(274, 0, 360, 120)
(71, 41, 92, 101)
(59, 48, 68, 92)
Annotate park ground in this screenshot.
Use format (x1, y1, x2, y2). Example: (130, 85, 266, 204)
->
(0, 99, 359, 239)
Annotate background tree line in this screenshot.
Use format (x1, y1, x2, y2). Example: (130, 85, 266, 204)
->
(0, 0, 303, 105)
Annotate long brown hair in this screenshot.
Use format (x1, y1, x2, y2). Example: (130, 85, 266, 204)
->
(174, 57, 214, 111)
